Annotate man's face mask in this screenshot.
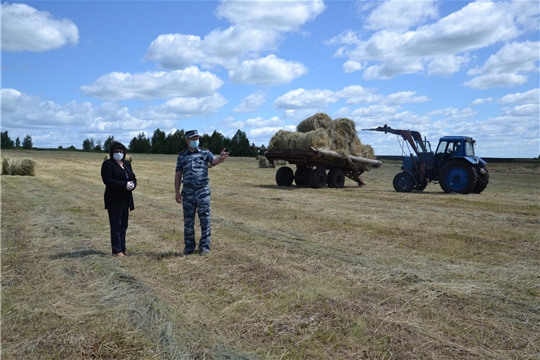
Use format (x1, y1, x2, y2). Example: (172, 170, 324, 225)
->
(189, 139, 199, 148)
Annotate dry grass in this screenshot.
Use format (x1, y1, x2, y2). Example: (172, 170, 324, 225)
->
(2, 150, 539, 359)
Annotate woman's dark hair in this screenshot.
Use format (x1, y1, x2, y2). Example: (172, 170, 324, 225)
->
(109, 141, 127, 160)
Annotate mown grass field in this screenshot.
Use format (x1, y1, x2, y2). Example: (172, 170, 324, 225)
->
(2, 149, 539, 359)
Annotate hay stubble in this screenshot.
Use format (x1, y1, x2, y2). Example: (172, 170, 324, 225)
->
(2, 150, 539, 359)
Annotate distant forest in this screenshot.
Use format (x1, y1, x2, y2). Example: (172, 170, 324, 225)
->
(1, 129, 260, 157)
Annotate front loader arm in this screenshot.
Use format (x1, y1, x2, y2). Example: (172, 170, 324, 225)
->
(363, 124, 428, 155)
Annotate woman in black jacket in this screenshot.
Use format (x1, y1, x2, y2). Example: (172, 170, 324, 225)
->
(101, 141, 137, 257)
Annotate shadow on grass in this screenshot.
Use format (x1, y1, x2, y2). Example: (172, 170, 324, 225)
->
(49, 249, 108, 259)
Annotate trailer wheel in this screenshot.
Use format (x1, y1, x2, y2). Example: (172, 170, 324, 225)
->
(393, 172, 414, 192)
(276, 166, 294, 186)
(439, 160, 478, 194)
(309, 168, 327, 188)
(328, 168, 345, 188)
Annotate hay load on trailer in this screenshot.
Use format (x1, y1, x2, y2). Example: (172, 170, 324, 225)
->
(265, 113, 381, 188)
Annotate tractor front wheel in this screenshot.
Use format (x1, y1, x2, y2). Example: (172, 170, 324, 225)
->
(439, 160, 478, 194)
(393, 172, 414, 192)
(276, 166, 294, 186)
(473, 164, 489, 194)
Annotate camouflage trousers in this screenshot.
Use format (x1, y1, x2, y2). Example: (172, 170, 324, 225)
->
(181, 185, 211, 253)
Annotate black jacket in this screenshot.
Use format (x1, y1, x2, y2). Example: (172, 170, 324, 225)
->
(101, 159, 136, 211)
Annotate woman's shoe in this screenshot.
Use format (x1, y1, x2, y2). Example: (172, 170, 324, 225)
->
(113, 252, 125, 257)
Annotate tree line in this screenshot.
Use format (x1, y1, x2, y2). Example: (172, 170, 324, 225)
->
(1, 129, 259, 157)
(1, 131, 33, 149)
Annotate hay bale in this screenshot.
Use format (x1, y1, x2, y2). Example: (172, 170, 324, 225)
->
(269, 114, 375, 159)
(258, 156, 275, 168)
(296, 113, 332, 133)
(2, 157, 36, 176)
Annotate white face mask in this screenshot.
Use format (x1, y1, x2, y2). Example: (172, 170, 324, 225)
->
(113, 152, 124, 161)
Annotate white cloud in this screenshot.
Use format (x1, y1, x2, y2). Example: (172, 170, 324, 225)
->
(343, 60, 363, 73)
(331, 1, 535, 79)
(426, 107, 477, 120)
(465, 41, 539, 89)
(470, 98, 493, 106)
(245, 116, 283, 128)
(79, 67, 224, 101)
(135, 94, 228, 119)
(234, 91, 266, 113)
(428, 55, 468, 77)
(463, 73, 529, 90)
(382, 91, 430, 105)
(363, 0, 439, 31)
(215, 0, 325, 32)
(334, 85, 382, 104)
(273, 88, 338, 109)
(499, 88, 539, 104)
(144, 0, 324, 71)
(1, 3, 78, 52)
(229, 55, 307, 86)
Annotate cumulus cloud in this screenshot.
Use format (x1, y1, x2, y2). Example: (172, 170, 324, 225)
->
(144, 0, 324, 71)
(273, 88, 338, 109)
(334, 85, 382, 104)
(498, 88, 539, 104)
(465, 41, 539, 89)
(234, 91, 266, 113)
(382, 91, 431, 105)
(1, 3, 78, 52)
(330, 1, 537, 79)
(471, 98, 494, 106)
(134, 94, 228, 119)
(245, 116, 283, 128)
(229, 55, 307, 86)
(343, 60, 363, 73)
(363, 0, 439, 31)
(79, 67, 224, 101)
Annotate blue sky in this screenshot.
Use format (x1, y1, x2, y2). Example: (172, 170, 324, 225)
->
(2, 0, 539, 157)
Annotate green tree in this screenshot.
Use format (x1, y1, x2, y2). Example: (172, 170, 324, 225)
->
(200, 133, 211, 149)
(208, 130, 225, 154)
(164, 129, 185, 154)
(228, 129, 252, 156)
(129, 132, 151, 153)
(151, 128, 166, 154)
(95, 140, 103, 151)
(15, 137, 21, 148)
(103, 136, 115, 152)
(82, 138, 95, 151)
(1, 131, 15, 149)
(22, 135, 33, 149)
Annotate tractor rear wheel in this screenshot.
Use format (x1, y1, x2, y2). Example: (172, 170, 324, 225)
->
(439, 160, 478, 194)
(309, 168, 327, 188)
(327, 168, 345, 188)
(276, 166, 294, 186)
(393, 172, 414, 192)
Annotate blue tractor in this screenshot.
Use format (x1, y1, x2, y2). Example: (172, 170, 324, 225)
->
(366, 125, 489, 194)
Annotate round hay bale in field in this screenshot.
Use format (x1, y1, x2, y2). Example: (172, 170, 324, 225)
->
(296, 113, 332, 133)
(258, 156, 275, 168)
(2, 157, 36, 176)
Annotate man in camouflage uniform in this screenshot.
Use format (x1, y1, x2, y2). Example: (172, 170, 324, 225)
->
(175, 130, 229, 256)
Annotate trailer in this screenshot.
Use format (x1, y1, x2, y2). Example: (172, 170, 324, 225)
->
(264, 147, 381, 188)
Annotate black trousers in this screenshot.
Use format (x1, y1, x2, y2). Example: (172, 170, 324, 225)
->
(107, 208, 129, 254)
